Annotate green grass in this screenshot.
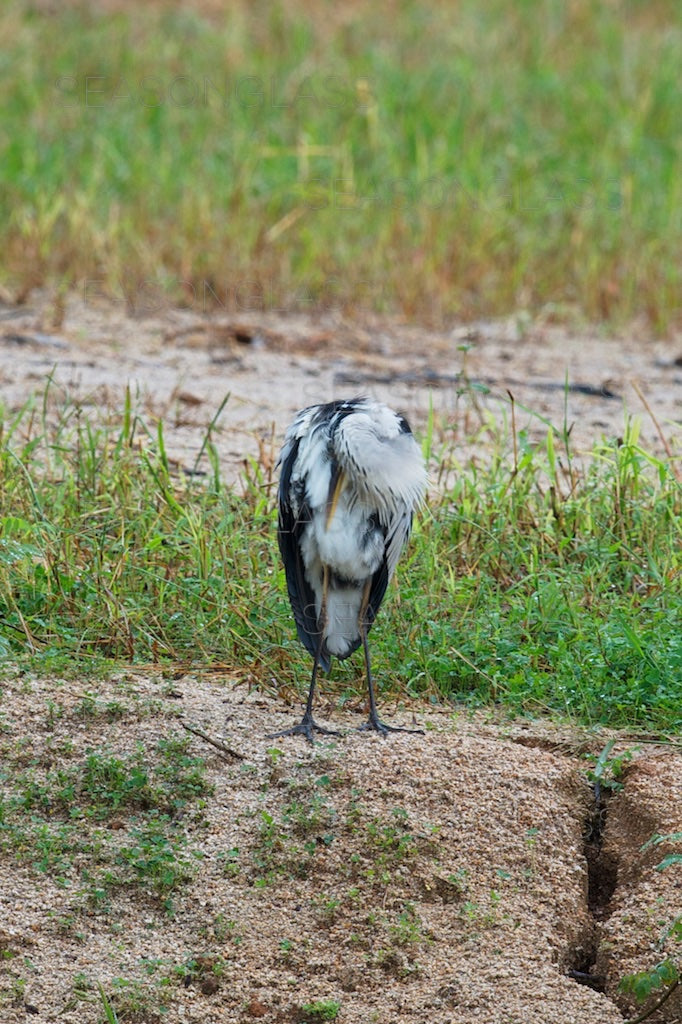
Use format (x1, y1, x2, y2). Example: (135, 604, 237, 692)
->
(299, 998, 342, 1022)
(2, 0, 682, 326)
(1, 384, 680, 733)
(408, 412, 682, 730)
(0, 380, 279, 670)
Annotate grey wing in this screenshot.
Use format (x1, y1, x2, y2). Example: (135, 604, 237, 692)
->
(277, 437, 328, 668)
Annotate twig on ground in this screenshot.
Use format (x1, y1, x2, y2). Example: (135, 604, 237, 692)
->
(179, 719, 245, 761)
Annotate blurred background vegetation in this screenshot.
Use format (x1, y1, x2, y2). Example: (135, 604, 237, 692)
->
(1, 0, 681, 329)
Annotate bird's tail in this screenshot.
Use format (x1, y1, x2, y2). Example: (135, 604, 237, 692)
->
(323, 587, 364, 661)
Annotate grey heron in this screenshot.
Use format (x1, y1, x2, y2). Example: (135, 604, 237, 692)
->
(269, 397, 427, 742)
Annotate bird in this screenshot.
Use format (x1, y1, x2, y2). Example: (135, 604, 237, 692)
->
(269, 397, 427, 743)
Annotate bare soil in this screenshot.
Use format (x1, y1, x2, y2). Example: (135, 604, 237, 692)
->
(1, 672, 681, 1024)
(1, 293, 681, 1024)
(1, 292, 681, 481)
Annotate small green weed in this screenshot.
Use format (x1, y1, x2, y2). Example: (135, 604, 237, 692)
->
(198, 914, 243, 945)
(0, 973, 27, 1009)
(114, 817, 201, 911)
(2, 738, 210, 825)
(620, 833, 682, 1024)
(251, 806, 319, 883)
(249, 775, 338, 882)
(621, 960, 679, 1023)
(104, 977, 167, 1024)
(0, 735, 211, 913)
(173, 953, 226, 987)
(217, 847, 241, 879)
(646, 832, 682, 874)
(388, 902, 429, 947)
(364, 808, 420, 865)
(459, 890, 504, 932)
(312, 894, 341, 924)
(586, 740, 639, 796)
(299, 998, 342, 1022)
(282, 789, 336, 840)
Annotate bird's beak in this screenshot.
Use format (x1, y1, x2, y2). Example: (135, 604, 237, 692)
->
(325, 466, 347, 529)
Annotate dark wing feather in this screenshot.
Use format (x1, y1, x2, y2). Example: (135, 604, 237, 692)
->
(361, 510, 413, 634)
(363, 556, 389, 634)
(360, 514, 391, 635)
(277, 437, 330, 670)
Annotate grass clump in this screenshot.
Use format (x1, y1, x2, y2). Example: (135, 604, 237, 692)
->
(0, 381, 283, 671)
(1, 1, 682, 326)
(404, 410, 682, 731)
(298, 999, 341, 1022)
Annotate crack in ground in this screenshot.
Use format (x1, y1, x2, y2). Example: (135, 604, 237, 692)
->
(508, 735, 625, 1002)
(568, 778, 619, 995)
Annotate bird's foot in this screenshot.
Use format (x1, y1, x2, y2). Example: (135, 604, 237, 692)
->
(357, 715, 424, 737)
(266, 714, 342, 745)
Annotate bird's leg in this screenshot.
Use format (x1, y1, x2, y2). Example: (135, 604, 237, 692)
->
(267, 566, 342, 744)
(266, 644, 341, 743)
(356, 584, 424, 737)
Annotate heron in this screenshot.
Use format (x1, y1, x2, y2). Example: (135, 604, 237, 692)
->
(269, 397, 427, 743)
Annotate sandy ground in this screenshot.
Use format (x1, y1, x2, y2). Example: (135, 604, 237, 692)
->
(0, 671, 681, 1024)
(1, 293, 681, 1024)
(1, 292, 681, 482)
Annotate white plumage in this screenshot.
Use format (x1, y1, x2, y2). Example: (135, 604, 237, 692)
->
(270, 397, 426, 742)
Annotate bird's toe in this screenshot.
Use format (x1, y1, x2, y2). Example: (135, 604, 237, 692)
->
(266, 716, 342, 744)
(357, 715, 424, 737)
